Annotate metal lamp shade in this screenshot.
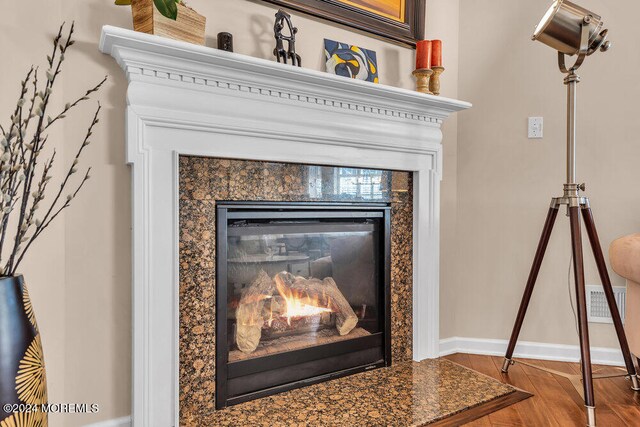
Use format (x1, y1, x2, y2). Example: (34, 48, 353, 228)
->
(533, 0, 603, 55)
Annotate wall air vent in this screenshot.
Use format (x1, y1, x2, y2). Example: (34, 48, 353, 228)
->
(586, 285, 626, 324)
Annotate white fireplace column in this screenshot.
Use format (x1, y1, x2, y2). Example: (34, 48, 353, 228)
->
(100, 25, 470, 427)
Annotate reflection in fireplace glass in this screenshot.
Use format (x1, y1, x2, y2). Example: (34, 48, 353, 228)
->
(226, 224, 381, 363)
(306, 167, 386, 200)
(336, 168, 384, 199)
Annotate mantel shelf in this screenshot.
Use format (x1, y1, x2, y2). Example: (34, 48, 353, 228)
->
(99, 25, 470, 121)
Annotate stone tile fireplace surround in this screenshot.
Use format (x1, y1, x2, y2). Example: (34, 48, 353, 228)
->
(179, 159, 412, 421)
(100, 26, 470, 426)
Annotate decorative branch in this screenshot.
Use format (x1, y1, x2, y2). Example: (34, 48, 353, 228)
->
(0, 67, 35, 264)
(44, 76, 106, 131)
(0, 22, 104, 276)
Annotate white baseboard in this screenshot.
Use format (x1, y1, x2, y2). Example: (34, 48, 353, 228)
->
(440, 337, 626, 366)
(84, 416, 131, 427)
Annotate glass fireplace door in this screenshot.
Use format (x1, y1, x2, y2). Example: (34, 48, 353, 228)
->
(216, 203, 391, 408)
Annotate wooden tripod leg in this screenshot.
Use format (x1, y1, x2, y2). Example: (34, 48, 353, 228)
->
(569, 206, 596, 419)
(502, 206, 559, 373)
(581, 206, 640, 390)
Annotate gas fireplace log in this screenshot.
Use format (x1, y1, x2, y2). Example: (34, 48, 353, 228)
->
(235, 270, 276, 353)
(263, 312, 333, 339)
(274, 272, 358, 336)
(322, 277, 359, 335)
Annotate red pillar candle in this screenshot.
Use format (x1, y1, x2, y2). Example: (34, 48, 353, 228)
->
(431, 40, 443, 67)
(416, 40, 432, 70)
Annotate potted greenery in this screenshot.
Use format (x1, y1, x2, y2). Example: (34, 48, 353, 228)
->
(0, 22, 105, 426)
(116, 0, 206, 45)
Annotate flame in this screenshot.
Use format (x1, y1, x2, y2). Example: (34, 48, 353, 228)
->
(275, 275, 332, 325)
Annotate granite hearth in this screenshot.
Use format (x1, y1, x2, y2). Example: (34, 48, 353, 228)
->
(185, 359, 529, 427)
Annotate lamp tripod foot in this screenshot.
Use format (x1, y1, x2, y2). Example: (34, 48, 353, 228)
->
(586, 406, 596, 427)
(631, 374, 640, 391)
(501, 358, 514, 373)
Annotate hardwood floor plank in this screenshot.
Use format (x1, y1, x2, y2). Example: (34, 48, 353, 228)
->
(510, 359, 585, 425)
(598, 365, 640, 406)
(465, 354, 503, 380)
(489, 357, 559, 427)
(463, 418, 493, 427)
(466, 354, 526, 426)
(593, 369, 638, 406)
(609, 403, 640, 425)
(562, 363, 626, 402)
(592, 404, 629, 427)
(538, 359, 588, 408)
(444, 352, 472, 368)
(559, 361, 633, 426)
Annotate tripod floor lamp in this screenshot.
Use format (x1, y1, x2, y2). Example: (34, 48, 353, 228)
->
(500, 2, 639, 426)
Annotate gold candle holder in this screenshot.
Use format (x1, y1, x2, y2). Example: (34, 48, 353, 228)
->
(412, 68, 434, 95)
(429, 66, 445, 96)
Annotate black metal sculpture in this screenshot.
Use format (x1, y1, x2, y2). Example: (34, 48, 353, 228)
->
(273, 9, 301, 67)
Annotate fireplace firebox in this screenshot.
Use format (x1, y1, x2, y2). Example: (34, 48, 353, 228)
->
(215, 202, 391, 408)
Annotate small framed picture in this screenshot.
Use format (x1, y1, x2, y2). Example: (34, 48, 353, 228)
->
(324, 39, 379, 83)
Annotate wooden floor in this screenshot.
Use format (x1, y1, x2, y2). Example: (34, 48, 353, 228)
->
(444, 353, 640, 426)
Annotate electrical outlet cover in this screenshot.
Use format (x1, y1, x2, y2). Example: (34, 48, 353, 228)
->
(528, 117, 543, 139)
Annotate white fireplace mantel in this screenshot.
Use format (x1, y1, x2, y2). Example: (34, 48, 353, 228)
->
(99, 25, 470, 427)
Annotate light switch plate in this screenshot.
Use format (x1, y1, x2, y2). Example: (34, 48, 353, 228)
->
(528, 117, 543, 139)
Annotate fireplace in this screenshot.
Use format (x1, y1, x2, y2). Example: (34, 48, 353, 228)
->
(215, 202, 391, 408)
(101, 26, 469, 425)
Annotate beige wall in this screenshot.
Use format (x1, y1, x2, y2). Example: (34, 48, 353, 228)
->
(454, 0, 640, 348)
(2, 1, 460, 425)
(9, 0, 636, 425)
(6, 0, 635, 425)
